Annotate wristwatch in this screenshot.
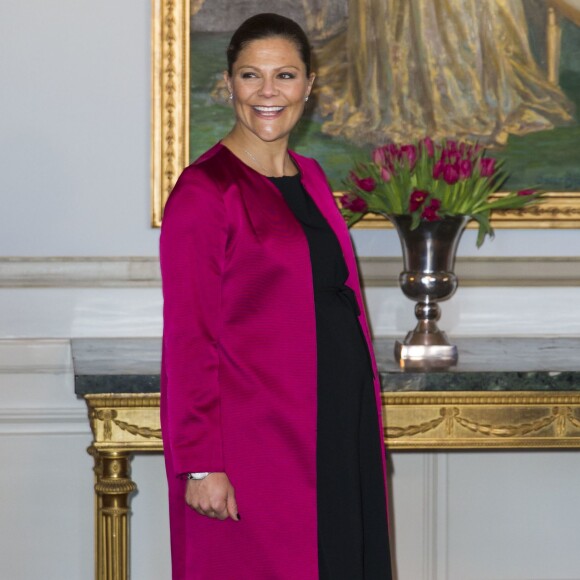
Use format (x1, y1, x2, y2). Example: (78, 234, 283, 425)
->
(186, 472, 211, 480)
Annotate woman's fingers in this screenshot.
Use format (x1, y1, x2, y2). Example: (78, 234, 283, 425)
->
(185, 474, 239, 521)
(226, 488, 239, 521)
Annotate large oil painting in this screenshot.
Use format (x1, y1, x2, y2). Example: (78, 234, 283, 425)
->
(151, 0, 580, 227)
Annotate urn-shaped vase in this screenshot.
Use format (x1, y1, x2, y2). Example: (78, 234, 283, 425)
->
(389, 214, 469, 368)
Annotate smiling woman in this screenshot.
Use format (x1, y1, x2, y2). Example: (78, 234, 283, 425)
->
(159, 12, 393, 580)
(221, 35, 315, 174)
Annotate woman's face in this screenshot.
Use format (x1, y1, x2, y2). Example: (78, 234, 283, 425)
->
(225, 36, 315, 146)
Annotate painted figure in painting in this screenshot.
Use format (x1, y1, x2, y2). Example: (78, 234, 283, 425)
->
(313, 0, 575, 146)
(161, 13, 393, 580)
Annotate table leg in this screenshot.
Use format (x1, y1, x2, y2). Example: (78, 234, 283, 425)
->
(91, 449, 137, 580)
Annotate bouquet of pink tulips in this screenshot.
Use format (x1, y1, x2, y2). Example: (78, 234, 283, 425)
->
(340, 138, 543, 246)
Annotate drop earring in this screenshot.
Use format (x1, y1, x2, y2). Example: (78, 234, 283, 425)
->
(304, 95, 309, 102)
(229, 92, 233, 100)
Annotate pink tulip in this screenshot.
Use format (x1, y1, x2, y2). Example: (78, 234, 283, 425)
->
(350, 172, 377, 192)
(380, 166, 392, 182)
(421, 198, 442, 221)
(372, 146, 388, 166)
(433, 160, 445, 179)
(421, 137, 435, 158)
(458, 159, 473, 179)
(443, 163, 460, 184)
(388, 143, 401, 159)
(401, 144, 418, 168)
(480, 157, 496, 177)
(421, 207, 441, 221)
(409, 189, 430, 212)
(340, 194, 368, 212)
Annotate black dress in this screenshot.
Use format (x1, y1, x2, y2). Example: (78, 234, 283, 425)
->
(270, 175, 392, 580)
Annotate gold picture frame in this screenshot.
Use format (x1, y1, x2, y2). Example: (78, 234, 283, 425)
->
(151, 0, 580, 228)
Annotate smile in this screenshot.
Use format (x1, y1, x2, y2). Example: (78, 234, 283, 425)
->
(252, 106, 285, 116)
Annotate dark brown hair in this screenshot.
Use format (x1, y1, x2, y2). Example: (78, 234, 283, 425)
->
(226, 13, 312, 76)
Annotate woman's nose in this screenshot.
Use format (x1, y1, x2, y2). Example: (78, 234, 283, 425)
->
(258, 76, 278, 97)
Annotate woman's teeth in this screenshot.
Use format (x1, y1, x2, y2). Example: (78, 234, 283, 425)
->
(254, 106, 284, 114)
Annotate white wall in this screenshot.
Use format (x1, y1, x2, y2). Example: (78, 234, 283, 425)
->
(0, 0, 157, 256)
(0, 341, 94, 579)
(1, 1, 580, 580)
(1, 0, 579, 259)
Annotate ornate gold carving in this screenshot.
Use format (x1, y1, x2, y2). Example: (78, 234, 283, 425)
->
(151, 0, 189, 227)
(88, 444, 100, 466)
(384, 405, 562, 439)
(353, 193, 580, 229)
(89, 450, 136, 580)
(382, 393, 580, 406)
(86, 395, 162, 449)
(112, 418, 162, 439)
(86, 393, 161, 408)
(101, 507, 131, 518)
(566, 407, 580, 429)
(383, 394, 580, 448)
(453, 407, 557, 437)
(95, 479, 137, 496)
(162, 0, 176, 195)
(90, 402, 162, 441)
(96, 410, 118, 440)
(385, 408, 447, 438)
(507, 205, 580, 218)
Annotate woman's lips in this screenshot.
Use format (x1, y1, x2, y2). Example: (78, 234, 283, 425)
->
(252, 105, 285, 118)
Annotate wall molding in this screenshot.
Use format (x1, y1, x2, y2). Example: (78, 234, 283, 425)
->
(0, 407, 90, 436)
(1, 257, 580, 288)
(0, 257, 161, 288)
(0, 339, 72, 374)
(360, 257, 580, 287)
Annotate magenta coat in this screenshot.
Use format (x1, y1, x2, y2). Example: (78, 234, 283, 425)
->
(160, 143, 388, 580)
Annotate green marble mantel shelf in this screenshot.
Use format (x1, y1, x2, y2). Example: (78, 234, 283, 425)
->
(72, 336, 580, 395)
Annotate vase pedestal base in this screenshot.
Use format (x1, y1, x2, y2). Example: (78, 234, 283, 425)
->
(395, 339, 458, 370)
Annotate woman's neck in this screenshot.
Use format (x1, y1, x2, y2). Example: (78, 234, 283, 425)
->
(221, 131, 297, 177)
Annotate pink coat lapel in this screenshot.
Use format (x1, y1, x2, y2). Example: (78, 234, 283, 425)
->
(220, 144, 307, 245)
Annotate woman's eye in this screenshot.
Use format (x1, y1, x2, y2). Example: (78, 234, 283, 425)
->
(278, 72, 296, 79)
(241, 72, 257, 79)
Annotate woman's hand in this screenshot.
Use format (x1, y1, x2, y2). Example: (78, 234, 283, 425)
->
(185, 472, 240, 521)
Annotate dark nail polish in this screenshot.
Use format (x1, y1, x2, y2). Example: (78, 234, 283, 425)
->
(237, 513, 241, 520)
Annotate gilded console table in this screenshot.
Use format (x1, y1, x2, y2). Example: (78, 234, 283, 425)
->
(74, 336, 580, 580)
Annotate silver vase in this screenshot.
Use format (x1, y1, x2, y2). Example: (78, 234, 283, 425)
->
(388, 214, 469, 368)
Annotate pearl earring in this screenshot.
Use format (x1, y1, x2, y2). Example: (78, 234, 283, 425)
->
(229, 92, 233, 100)
(305, 95, 309, 102)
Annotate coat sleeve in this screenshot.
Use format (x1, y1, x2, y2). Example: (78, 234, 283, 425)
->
(159, 167, 227, 476)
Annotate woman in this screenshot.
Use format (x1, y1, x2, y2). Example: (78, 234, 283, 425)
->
(160, 13, 392, 580)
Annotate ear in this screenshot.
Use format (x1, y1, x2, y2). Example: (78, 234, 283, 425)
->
(223, 70, 233, 94)
(306, 73, 316, 98)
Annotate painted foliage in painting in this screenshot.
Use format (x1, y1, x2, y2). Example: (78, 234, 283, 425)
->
(189, 0, 580, 191)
